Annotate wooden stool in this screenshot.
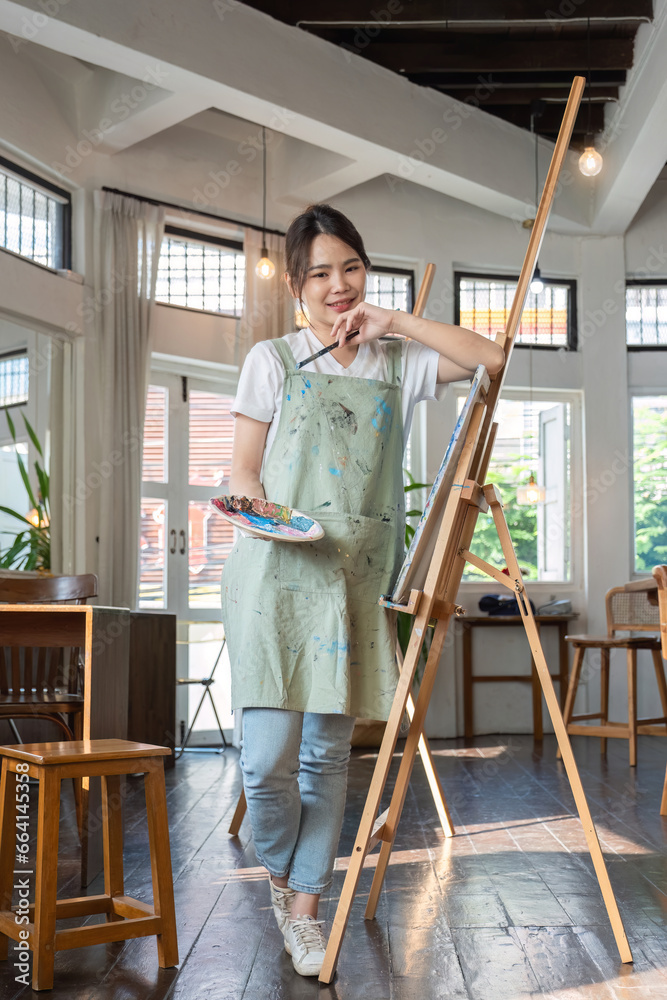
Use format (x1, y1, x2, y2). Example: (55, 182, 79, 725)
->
(0, 739, 178, 991)
(561, 635, 667, 766)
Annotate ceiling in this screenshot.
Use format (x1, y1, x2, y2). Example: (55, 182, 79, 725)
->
(243, 0, 654, 146)
(0, 0, 665, 236)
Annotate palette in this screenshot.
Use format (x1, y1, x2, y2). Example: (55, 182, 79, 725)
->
(209, 495, 324, 542)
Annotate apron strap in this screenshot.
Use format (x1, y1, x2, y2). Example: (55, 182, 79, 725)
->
(270, 337, 298, 372)
(385, 339, 403, 386)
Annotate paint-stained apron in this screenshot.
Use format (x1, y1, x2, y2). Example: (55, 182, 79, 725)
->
(221, 337, 405, 720)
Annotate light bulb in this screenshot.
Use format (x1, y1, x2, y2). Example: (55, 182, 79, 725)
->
(255, 251, 275, 280)
(579, 146, 603, 177)
(530, 265, 544, 295)
(516, 474, 546, 505)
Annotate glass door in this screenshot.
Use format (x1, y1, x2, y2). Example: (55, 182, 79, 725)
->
(140, 371, 236, 746)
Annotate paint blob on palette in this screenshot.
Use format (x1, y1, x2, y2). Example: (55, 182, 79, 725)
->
(209, 495, 325, 542)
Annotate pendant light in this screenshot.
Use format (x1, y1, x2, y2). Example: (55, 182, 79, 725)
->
(255, 126, 275, 280)
(530, 265, 544, 296)
(516, 345, 546, 505)
(578, 17, 603, 177)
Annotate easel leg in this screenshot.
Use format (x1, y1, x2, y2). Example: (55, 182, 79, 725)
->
(364, 619, 453, 921)
(488, 497, 633, 964)
(557, 646, 584, 761)
(319, 610, 444, 984)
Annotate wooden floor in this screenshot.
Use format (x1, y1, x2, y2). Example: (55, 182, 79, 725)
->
(2, 733, 667, 999)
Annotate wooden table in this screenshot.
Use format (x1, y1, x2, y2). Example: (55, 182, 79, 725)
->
(460, 613, 578, 739)
(0, 605, 176, 884)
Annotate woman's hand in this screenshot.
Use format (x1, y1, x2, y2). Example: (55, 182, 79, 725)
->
(329, 301, 396, 349)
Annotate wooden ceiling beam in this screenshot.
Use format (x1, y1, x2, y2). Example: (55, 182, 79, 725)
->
(426, 86, 619, 105)
(244, 1, 652, 25)
(423, 69, 627, 87)
(485, 103, 605, 133)
(362, 39, 634, 73)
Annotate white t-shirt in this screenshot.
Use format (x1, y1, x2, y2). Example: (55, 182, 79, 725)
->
(232, 329, 446, 459)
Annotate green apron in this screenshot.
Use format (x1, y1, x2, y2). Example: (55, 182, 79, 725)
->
(221, 337, 405, 720)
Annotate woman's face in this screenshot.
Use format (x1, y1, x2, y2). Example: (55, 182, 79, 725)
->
(297, 234, 367, 332)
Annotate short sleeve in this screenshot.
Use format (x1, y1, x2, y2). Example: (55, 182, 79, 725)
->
(231, 341, 283, 423)
(402, 339, 447, 403)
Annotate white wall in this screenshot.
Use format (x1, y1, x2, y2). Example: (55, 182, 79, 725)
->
(1, 49, 667, 736)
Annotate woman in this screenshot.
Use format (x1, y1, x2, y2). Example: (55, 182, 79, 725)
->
(221, 204, 504, 976)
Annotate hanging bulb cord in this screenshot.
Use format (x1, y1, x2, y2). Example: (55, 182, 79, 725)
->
(261, 125, 267, 251)
(586, 16, 592, 138)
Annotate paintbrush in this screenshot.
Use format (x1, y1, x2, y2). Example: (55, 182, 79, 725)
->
(295, 330, 359, 370)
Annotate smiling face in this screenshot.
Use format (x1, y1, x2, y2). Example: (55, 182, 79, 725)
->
(295, 233, 367, 335)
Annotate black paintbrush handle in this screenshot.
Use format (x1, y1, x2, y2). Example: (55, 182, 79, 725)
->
(295, 330, 359, 370)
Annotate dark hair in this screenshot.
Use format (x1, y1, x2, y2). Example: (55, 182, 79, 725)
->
(284, 203, 371, 300)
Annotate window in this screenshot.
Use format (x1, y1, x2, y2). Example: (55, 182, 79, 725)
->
(155, 227, 245, 316)
(455, 272, 576, 349)
(458, 395, 575, 582)
(366, 267, 414, 312)
(0, 156, 70, 269)
(632, 395, 667, 573)
(626, 283, 667, 347)
(0, 351, 29, 407)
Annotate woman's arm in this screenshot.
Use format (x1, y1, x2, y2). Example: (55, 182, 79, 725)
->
(330, 302, 505, 382)
(229, 414, 270, 498)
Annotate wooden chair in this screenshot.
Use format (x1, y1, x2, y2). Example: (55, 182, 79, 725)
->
(0, 573, 97, 745)
(652, 567, 667, 812)
(561, 579, 667, 766)
(0, 739, 178, 991)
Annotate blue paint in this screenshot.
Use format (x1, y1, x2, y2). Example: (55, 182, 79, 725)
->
(312, 445, 319, 455)
(287, 394, 291, 400)
(304, 379, 311, 388)
(329, 467, 342, 476)
(312, 635, 351, 657)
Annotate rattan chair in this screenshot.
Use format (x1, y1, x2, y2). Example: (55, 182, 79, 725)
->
(561, 579, 667, 766)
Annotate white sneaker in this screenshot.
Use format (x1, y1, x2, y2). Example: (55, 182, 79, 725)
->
(283, 915, 327, 976)
(269, 880, 295, 934)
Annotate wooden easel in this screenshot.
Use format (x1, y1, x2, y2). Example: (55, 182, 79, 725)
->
(319, 75, 633, 983)
(228, 261, 457, 842)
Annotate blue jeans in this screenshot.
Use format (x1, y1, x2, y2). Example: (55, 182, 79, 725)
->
(240, 709, 356, 894)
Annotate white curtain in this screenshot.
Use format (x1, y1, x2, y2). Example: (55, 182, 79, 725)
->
(49, 335, 86, 574)
(236, 228, 293, 365)
(93, 191, 165, 608)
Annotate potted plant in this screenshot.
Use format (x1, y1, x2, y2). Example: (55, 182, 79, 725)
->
(0, 408, 50, 571)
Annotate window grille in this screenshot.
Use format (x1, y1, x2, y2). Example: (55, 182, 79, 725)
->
(626, 284, 667, 347)
(366, 267, 413, 312)
(0, 351, 29, 407)
(156, 228, 245, 316)
(455, 272, 576, 349)
(0, 158, 69, 269)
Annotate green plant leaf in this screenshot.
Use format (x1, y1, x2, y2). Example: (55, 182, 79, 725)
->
(0, 505, 35, 528)
(15, 451, 38, 511)
(404, 481, 431, 493)
(22, 413, 43, 458)
(0, 532, 30, 569)
(35, 462, 49, 504)
(4, 407, 16, 442)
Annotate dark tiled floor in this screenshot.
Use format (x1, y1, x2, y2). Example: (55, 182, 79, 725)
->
(2, 733, 667, 999)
